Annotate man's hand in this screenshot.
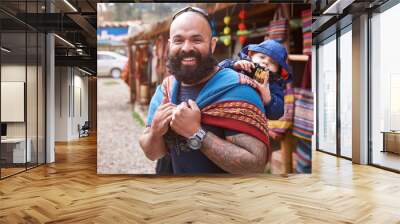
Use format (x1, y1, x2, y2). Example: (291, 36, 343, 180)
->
(139, 102, 176, 161)
(151, 103, 176, 137)
(233, 60, 255, 73)
(170, 99, 201, 138)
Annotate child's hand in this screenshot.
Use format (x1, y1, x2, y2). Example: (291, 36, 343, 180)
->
(258, 83, 271, 105)
(257, 71, 271, 105)
(233, 60, 255, 73)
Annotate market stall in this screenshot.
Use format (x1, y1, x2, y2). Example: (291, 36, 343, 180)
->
(124, 3, 312, 174)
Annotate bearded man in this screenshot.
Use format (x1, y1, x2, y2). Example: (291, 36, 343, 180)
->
(139, 7, 270, 174)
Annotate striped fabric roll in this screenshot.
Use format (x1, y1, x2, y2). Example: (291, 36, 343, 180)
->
(268, 20, 288, 43)
(268, 8, 288, 44)
(302, 9, 312, 55)
(292, 88, 313, 141)
(295, 139, 312, 173)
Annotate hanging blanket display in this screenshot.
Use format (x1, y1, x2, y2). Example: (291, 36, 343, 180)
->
(267, 5, 288, 44)
(292, 57, 313, 173)
(121, 50, 131, 85)
(302, 9, 312, 55)
(155, 35, 170, 83)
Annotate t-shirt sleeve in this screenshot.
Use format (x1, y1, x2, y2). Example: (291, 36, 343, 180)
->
(202, 124, 239, 138)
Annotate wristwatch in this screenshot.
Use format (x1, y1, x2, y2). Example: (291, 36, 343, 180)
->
(186, 127, 207, 150)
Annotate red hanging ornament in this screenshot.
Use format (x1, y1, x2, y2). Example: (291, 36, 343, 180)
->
(239, 35, 247, 44)
(238, 22, 246, 30)
(238, 9, 247, 20)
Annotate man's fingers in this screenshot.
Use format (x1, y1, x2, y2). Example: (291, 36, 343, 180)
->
(158, 102, 176, 112)
(162, 108, 174, 119)
(163, 116, 173, 127)
(170, 119, 184, 134)
(188, 99, 200, 111)
(159, 106, 174, 116)
(163, 103, 177, 111)
(180, 101, 188, 108)
(159, 102, 172, 109)
(155, 108, 174, 124)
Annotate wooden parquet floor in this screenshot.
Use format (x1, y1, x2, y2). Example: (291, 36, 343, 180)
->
(0, 135, 400, 224)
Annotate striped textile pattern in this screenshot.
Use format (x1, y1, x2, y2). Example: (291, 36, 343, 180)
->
(295, 138, 312, 173)
(292, 88, 313, 141)
(302, 9, 312, 55)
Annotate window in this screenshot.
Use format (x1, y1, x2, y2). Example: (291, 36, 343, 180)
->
(0, 1, 46, 179)
(317, 35, 337, 154)
(339, 27, 352, 158)
(370, 2, 400, 171)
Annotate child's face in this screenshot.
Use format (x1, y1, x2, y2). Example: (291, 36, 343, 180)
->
(250, 52, 279, 73)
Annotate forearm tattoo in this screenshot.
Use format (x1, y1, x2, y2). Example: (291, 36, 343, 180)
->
(201, 132, 267, 174)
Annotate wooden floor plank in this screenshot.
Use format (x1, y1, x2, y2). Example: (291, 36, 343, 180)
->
(0, 135, 399, 223)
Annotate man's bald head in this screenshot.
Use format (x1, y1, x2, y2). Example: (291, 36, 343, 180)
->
(170, 11, 212, 39)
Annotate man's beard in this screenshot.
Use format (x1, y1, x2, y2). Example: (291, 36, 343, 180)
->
(167, 47, 217, 85)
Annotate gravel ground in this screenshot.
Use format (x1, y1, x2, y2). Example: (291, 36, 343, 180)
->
(97, 78, 156, 174)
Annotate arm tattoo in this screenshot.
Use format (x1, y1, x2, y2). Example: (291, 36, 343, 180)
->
(201, 132, 267, 174)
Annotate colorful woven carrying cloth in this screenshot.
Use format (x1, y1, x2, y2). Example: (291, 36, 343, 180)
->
(146, 68, 271, 157)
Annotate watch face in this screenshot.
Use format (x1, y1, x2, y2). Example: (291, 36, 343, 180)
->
(188, 138, 201, 150)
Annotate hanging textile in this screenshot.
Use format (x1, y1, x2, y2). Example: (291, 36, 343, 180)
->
(268, 5, 288, 43)
(292, 57, 313, 173)
(302, 9, 312, 55)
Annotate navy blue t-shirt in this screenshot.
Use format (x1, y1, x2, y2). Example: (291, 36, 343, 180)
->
(163, 83, 237, 174)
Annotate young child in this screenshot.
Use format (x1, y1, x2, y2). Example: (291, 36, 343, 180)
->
(218, 40, 292, 120)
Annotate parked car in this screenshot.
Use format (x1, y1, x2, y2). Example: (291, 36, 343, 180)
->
(97, 51, 128, 78)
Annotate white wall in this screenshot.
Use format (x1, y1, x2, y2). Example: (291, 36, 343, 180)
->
(54, 67, 89, 141)
(1, 65, 34, 138)
(55, 66, 69, 141)
(1, 64, 46, 164)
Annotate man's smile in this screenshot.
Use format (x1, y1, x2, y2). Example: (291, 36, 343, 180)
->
(181, 57, 197, 65)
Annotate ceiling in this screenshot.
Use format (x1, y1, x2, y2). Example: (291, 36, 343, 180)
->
(0, 0, 100, 74)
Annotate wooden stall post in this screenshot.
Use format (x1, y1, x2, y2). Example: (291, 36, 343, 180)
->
(128, 45, 136, 103)
(281, 132, 296, 173)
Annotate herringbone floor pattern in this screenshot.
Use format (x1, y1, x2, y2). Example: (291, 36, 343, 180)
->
(0, 135, 400, 223)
